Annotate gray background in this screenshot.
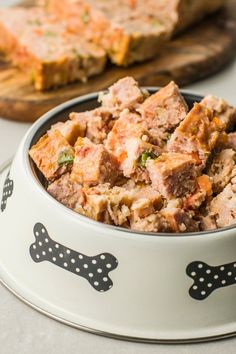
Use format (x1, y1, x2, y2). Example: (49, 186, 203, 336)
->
(1, 1, 236, 353)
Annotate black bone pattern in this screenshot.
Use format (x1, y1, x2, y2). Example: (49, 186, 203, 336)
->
(187, 260, 236, 300)
(30, 223, 118, 292)
(1, 172, 14, 212)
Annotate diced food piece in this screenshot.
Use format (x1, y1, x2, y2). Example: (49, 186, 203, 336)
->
(160, 206, 199, 232)
(137, 81, 188, 146)
(99, 77, 146, 117)
(70, 108, 114, 144)
(47, 173, 82, 209)
(106, 110, 162, 180)
(49, 119, 86, 145)
(168, 103, 225, 167)
(200, 214, 217, 231)
(184, 175, 212, 209)
(147, 153, 197, 198)
(130, 213, 170, 233)
(76, 184, 133, 225)
(29, 130, 74, 181)
(207, 177, 236, 228)
(0, 7, 106, 90)
(207, 149, 236, 193)
(71, 138, 119, 186)
(227, 132, 236, 151)
(201, 95, 236, 131)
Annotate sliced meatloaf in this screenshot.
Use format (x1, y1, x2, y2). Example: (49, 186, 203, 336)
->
(40, 0, 170, 66)
(0, 7, 106, 90)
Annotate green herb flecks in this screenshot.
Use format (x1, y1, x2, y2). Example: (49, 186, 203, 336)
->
(44, 30, 57, 37)
(138, 151, 158, 167)
(28, 19, 42, 26)
(81, 10, 90, 24)
(58, 150, 74, 166)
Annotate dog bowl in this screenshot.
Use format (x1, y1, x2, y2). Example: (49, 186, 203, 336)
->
(1, 89, 236, 343)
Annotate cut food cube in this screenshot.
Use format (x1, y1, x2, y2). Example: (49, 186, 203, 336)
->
(71, 138, 119, 186)
(146, 153, 197, 198)
(207, 149, 236, 193)
(137, 81, 188, 146)
(0, 7, 106, 90)
(99, 77, 147, 116)
(70, 108, 114, 144)
(47, 173, 82, 209)
(49, 119, 86, 145)
(168, 103, 225, 167)
(29, 130, 74, 181)
(201, 95, 236, 131)
(160, 207, 199, 233)
(183, 175, 212, 210)
(207, 177, 236, 228)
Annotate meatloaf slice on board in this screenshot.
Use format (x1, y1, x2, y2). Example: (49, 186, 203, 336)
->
(0, 7, 106, 90)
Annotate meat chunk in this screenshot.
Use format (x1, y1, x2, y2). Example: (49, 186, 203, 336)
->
(201, 95, 236, 131)
(147, 153, 197, 198)
(71, 138, 119, 186)
(29, 130, 74, 181)
(137, 81, 188, 146)
(207, 149, 236, 193)
(70, 108, 114, 144)
(200, 214, 217, 231)
(183, 175, 212, 210)
(47, 173, 82, 209)
(227, 132, 236, 151)
(106, 110, 161, 180)
(99, 77, 146, 117)
(0, 7, 106, 90)
(168, 103, 225, 167)
(160, 206, 199, 232)
(207, 177, 236, 228)
(49, 119, 86, 145)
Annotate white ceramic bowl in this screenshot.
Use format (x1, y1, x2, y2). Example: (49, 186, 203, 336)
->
(1, 90, 236, 343)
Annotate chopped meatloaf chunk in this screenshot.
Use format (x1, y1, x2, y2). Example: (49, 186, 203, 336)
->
(207, 177, 236, 228)
(200, 214, 217, 231)
(99, 77, 146, 117)
(207, 149, 236, 193)
(147, 153, 197, 199)
(201, 95, 236, 131)
(227, 132, 236, 151)
(160, 206, 199, 232)
(49, 119, 86, 145)
(70, 108, 114, 144)
(183, 175, 212, 210)
(29, 130, 74, 181)
(47, 173, 82, 209)
(137, 81, 188, 146)
(0, 7, 106, 90)
(168, 103, 225, 167)
(41, 0, 169, 66)
(76, 184, 133, 225)
(106, 109, 162, 180)
(71, 138, 119, 186)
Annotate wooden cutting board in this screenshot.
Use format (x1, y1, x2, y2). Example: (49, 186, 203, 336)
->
(0, 0, 236, 122)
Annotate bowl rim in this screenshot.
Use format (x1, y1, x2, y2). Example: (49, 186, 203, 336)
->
(22, 87, 236, 239)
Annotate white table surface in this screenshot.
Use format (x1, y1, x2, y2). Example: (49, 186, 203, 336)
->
(1, 1, 236, 353)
